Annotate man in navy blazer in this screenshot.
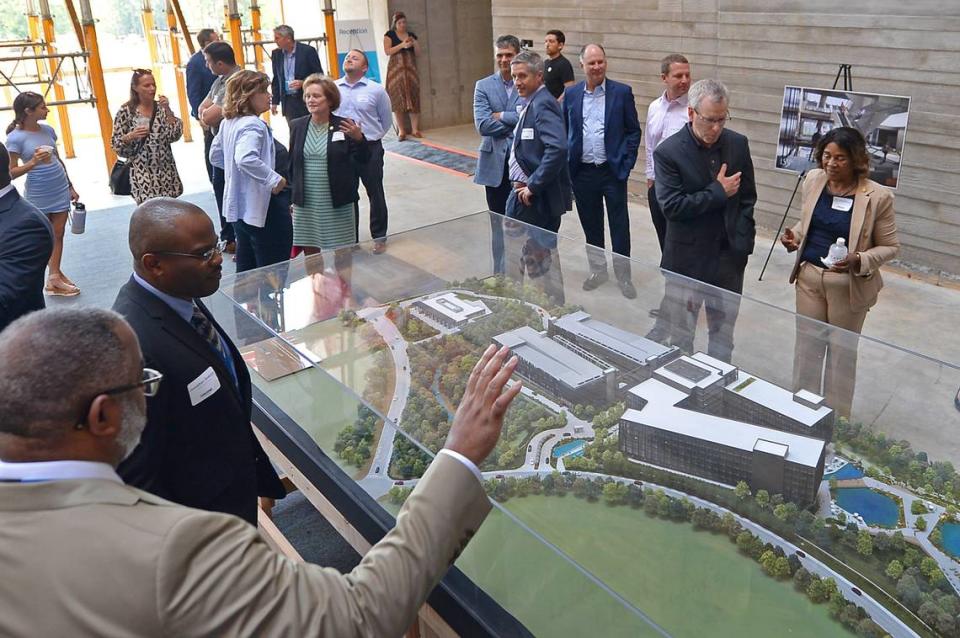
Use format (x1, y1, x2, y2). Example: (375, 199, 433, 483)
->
(473, 35, 523, 273)
(185, 29, 219, 183)
(270, 25, 323, 128)
(505, 50, 571, 233)
(0, 143, 53, 332)
(563, 44, 641, 298)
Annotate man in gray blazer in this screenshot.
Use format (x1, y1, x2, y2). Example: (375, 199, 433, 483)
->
(0, 307, 522, 637)
(474, 34, 524, 273)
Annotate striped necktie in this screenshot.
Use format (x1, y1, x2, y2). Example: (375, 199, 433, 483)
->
(190, 305, 229, 363)
(190, 304, 240, 389)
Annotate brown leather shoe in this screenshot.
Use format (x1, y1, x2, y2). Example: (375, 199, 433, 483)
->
(372, 241, 387, 255)
(224, 241, 236, 254)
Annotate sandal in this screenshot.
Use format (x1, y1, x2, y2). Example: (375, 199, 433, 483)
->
(45, 279, 81, 297)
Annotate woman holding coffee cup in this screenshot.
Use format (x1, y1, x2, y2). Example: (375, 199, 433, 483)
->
(5, 91, 80, 296)
(110, 69, 184, 204)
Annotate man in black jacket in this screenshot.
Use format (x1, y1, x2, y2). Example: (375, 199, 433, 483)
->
(0, 143, 53, 332)
(654, 78, 756, 362)
(112, 198, 286, 525)
(270, 25, 323, 128)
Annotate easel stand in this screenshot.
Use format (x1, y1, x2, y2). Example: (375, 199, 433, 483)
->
(758, 64, 853, 281)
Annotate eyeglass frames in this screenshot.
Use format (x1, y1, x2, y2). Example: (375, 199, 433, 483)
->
(151, 240, 227, 263)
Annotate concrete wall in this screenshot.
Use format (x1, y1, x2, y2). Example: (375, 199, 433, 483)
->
(490, 1, 960, 274)
(387, 0, 494, 129)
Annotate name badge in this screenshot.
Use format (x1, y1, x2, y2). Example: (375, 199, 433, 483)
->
(521, 128, 535, 140)
(515, 104, 524, 114)
(832, 196, 853, 212)
(331, 131, 346, 142)
(187, 366, 221, 407)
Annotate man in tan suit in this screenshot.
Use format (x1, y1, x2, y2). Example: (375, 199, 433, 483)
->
(0, 307, 521, 637)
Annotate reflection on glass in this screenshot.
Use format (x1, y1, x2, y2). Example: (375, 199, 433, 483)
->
(213, 212, 960, 638)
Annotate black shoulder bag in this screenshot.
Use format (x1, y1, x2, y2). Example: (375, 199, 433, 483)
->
(110, 103, 157, 196)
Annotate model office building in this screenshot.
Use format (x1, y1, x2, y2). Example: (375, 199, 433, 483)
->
(413, 292, 491, 329)
(548, 311, 680, 382)
(620, 353, 828, 504)
(493, 325, 617, 405)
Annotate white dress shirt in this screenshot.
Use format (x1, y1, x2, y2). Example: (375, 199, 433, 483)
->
(334, 76, 393, 141)
(581, 80, 607, 164)
(0, 459, 122, 483)
(644, 90, 689, 180)
(209, 115, 282, 228)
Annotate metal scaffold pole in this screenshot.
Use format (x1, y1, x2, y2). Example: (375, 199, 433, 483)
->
(140, 0, 163, 93)
(226, 0, 244, 66)
(322, 0, 339, 79)
(38, 0, 76, 157)
(165, 0, 192, 142)
(77, 0, 116, 172)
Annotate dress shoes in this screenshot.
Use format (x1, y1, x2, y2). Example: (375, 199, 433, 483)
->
(618, 279, 637, 299)
(582, 272, 609, 291)
(372, 241, 387, 255)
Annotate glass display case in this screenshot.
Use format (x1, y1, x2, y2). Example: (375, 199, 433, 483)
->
(209, 212, 960, 638)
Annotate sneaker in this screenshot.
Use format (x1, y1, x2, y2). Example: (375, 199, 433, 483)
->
(582, 272, 609, 291)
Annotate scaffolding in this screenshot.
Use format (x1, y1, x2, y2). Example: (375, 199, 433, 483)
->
(1, 0, 342, 177)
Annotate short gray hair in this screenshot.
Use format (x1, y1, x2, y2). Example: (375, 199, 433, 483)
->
(0, 308, 135, 440)
(511, 50, 543, 75)
(579, 43, 606, 62)
(688, 78, 728, 112)
(273, 24, 294, 40)
(495, 34, 520, 53)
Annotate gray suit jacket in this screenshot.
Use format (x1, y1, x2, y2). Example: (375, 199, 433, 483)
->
(0, 454, 490, 637)
(473, 72, 523, 187)
(510, 86, 573, 219)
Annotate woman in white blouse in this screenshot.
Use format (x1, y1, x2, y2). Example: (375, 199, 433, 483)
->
(210, 70, 291, 271)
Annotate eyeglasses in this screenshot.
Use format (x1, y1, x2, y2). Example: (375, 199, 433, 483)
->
(74, 368, 163, 431)
(695, 109, 731, 126)
(152, 240, 227, 263)
(104, 368, 164, 398)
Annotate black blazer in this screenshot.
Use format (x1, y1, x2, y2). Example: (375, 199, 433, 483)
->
(288, 114, 371, 209)
(112, 278, 285, 525)
(654, 125, 757, 282)
(0, 188, 53, 332)
(271, 42, 323, 110)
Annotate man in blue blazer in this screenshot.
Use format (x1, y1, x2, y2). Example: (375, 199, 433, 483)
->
(270, 25, 323, 128)
(473, 35, 523, 273)
(505, 50, 571, 232)
(0, 143, 53, 333)
(185, 29, 219, 183)
(563, 44, 641, 298)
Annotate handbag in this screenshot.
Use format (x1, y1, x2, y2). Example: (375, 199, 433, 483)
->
(110, 103, 158, 196)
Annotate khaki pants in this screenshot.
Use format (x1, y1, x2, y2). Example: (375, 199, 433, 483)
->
(793, 262, 868, 418)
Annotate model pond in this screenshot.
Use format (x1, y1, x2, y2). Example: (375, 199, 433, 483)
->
(833, 487, 900, 528)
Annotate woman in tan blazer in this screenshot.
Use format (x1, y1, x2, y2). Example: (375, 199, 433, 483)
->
(780, 126, 899, 418)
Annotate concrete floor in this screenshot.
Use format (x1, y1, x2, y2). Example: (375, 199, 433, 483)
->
(43, 121, 960, 460)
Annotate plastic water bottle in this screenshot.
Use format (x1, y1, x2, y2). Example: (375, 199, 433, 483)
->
(827, 237, 848, 264)
(70, 201, 86, 235)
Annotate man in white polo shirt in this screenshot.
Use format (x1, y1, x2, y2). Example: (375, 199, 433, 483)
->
(334, 49, 394, 253)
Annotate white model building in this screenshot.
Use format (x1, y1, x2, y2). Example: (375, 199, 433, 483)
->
(413, 292, 491, 329)
(493, 325, 617, 404)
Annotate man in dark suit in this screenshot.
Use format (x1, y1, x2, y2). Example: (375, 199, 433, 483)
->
(270, 25, 323, 128)
(112, 198, 285, 525)
(0, 142, 53, 332)
(185, 28, 219, 183)
(654, 78, 756, 362)
(506, 50, 571, 232)
(563, 44, 641, 298)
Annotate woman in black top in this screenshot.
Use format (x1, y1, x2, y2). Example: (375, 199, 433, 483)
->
(383, 11, 421, 140)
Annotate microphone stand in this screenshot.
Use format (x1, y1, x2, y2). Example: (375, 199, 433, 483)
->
(758, 170, 805, 281)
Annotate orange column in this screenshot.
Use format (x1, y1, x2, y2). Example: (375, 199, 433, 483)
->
(78, 0, 116, 172)
(165, 0, 192, 142)
(38, 0, 76, 157)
